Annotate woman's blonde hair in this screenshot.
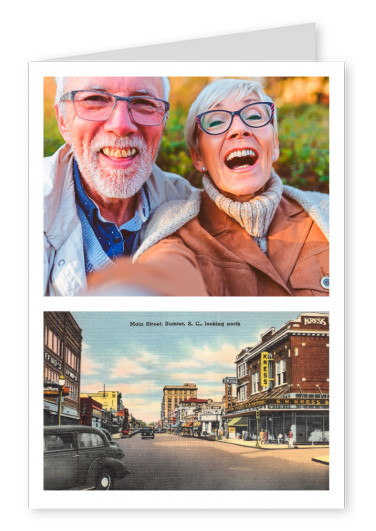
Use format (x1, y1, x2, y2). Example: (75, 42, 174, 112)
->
(185, 78, 278, 155)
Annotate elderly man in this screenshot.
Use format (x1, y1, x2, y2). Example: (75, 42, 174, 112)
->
(44, 76, 197, 296)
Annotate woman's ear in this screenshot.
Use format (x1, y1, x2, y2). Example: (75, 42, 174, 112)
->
(190, 147, 206, 172)
(55, 103, 72, 145)
(272, 135, 280, 162)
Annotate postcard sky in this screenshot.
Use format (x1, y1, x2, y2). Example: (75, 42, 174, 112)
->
(72, 311, 301, 423)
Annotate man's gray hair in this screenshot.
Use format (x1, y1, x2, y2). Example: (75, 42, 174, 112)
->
(185, 78, 278, 155)
(54, 76, 170, 104)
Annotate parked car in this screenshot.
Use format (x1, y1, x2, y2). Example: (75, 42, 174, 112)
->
(141, 427, 154, 439)
(44, 425, 130, 490)
(121, 428, 130, 437)
(99, 427, 124, 460)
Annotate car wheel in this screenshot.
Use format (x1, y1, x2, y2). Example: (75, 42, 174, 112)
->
(96, 470, 114, 490)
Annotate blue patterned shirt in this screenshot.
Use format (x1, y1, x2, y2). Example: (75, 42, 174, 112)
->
(73, 160, 150, 259)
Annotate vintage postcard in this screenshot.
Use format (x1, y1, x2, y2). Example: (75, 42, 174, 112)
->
(34, 309, 344, 508)
(43, 310, 330, 489)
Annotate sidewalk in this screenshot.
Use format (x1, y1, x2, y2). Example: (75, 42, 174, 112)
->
(218, 438, 329, 450)
(217, 437, 329, 463)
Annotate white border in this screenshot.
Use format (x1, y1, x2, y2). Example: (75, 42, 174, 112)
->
(29, 61, 344, 509)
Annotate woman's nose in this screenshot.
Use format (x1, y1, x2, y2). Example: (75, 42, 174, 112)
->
(103, 100, 138, 136)
(226, 115, 252, 139)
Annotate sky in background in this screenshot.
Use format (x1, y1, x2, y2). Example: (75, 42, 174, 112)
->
(72, 311, 304, 423)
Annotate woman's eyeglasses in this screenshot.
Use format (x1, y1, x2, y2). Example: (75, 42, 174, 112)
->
(196, 102, 274, 135)
(60, 90, 170, 126)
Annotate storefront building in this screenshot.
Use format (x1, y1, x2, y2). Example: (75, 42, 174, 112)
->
(43, 312, 82, 426)
(224, 313, 329, 444)
(161, 383, 198, 424)
(80, 397, 105, 429)
(80, 390, 124, 413)
(199, 407, 223, 437)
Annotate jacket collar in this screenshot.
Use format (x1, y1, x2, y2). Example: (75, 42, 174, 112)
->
(199, 192, 313, 292)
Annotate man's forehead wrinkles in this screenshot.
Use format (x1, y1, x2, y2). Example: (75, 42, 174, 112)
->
(131, 88, 158, 97)
(83, 83, 107, 91)
(72, 84, 159, 98)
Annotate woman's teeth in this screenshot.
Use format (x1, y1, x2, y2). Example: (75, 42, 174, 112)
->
(225, 148, 258, 169)
(102, 147, 137, 158)
(226, 149, 257, 161)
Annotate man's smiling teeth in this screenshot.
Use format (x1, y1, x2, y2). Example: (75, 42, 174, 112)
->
(102, 147, 137, 158)
(226, 149, 257, 162)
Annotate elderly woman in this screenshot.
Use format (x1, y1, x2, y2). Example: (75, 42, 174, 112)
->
(88, 79, 329, 296)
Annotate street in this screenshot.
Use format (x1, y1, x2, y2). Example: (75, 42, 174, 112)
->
(115, 433, 329, 490)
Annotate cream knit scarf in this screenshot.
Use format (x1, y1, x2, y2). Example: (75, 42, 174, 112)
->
(202, 170, 283, 253)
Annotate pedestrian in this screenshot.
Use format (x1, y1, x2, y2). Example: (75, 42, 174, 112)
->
(259, 429, 264, 444)
(277, 433, 283, 444)
(264, 429, 268, 444)
(288, 429, 294, 449)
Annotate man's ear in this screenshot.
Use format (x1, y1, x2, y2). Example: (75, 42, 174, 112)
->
(190, 147, 205, 172)
(55, 103, 71, 145)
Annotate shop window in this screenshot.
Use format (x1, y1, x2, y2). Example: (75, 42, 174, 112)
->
(46, 328, 62, 357)
(66, 347, 77, 370)
(44, 366, 59, 383)
(251, 372, 259, 394)
(276, 359, 286, 386)
(239, 385, 247, 401)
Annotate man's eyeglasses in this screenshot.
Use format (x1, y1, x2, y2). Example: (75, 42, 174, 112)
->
(60, 90, 170, 126)
(195, 102, 275, 135)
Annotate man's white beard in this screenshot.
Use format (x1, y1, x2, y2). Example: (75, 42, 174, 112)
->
(69, 133, 159, 199)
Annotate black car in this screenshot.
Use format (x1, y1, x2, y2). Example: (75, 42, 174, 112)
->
(44, 425, 130, 490)
(141, 427, 154, 439)
(99, 428, 124, 460)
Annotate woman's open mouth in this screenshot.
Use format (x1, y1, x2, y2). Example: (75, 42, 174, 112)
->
(224, 148, 258, 170)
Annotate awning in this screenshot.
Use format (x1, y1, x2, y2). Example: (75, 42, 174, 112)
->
(228, 417, 248, 427)
(193, 421, 201, 427)
(172, 421, 181, 428)
(182, 422, 193, 427)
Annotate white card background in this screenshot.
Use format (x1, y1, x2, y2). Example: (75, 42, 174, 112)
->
(4, 0, 374, 524)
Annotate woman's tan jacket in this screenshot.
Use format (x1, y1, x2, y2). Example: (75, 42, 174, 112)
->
(88, 185, 329, 297)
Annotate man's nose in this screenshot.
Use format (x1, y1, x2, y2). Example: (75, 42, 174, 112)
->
(226, 115, 252, 139)
(103, 100, 138, 136)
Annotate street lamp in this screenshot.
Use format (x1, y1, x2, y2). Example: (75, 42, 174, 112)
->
(57, 374, 65, 426)
(256, 408, 260, 448)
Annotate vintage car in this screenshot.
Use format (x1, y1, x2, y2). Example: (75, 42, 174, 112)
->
(99, 427, 124, 460)
(44, 425, 130, 490)
(141, 427, 155, 439)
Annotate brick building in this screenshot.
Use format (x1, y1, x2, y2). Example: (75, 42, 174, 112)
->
(224, 313, 329, 444)
(80, 397, 105, 429)
(44, 312, 82, 425)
